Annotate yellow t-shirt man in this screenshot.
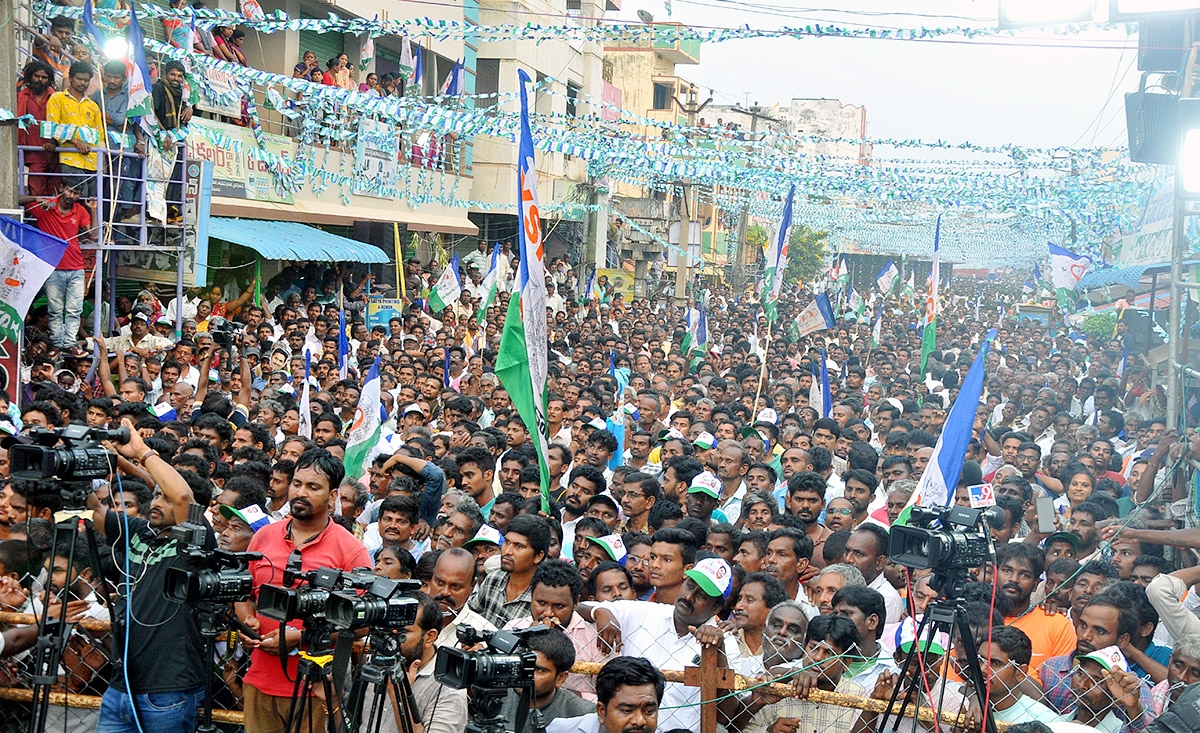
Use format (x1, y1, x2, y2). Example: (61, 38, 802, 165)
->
(46, 90, 102, 172)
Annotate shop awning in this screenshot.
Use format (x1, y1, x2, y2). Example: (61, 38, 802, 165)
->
(210, 198, 479, 236)
(208, 217, 390, 264)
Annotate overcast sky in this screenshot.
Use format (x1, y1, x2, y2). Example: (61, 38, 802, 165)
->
(613, 0, 1138, 152)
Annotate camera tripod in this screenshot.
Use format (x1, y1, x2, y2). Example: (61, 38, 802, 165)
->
(342, 627, 420, 733)
(284, 620, 350, 733)
(27, 481, 117, 733)
(876, 572, 998, 733)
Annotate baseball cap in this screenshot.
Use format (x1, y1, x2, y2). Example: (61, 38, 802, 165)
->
(683, 557, 733, 599)
(587, 493, 620, 515)
(155, 315, 172, 326)
(892, 618, 948, 656)
(687, 472, 722, 500)
(1078, 645, 1129, 673)
(218, 504, 274, 532)
(1043, 531, 1081, 550)
(132, 312, 150, 323)
(587, 418, 607, 431)
(657, 427, 687, 442)
(756, 408, 779, 425)
(463, 525, 504, 549)
(693, 431, 717, 450)
(585, 534, 627, 565)
(403, 403, 427, 416)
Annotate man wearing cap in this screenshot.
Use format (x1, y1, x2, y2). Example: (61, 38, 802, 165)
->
(685, 471, 730, 525)
(577, 557, 742, 730)
(217, 502, 275, 553)
(109, 310, 173, 357)
(1068, 645, 1146, 732)
(463, 526, 503, 580)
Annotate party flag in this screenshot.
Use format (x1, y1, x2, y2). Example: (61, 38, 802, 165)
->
(338, 308, 350, 379)
(788, 293, 836, 340)
(148, 403, 177, 422)
(1116, 338, 1129, 379)
(407, 39, 423, 92)
(125, 4, 157, 129)
(919, 216, 941, 376)
(764, 184, 795, 324)
(344, 356, 382, 479)
(897, 332, 992, 520)
(495, 69, 552, 514)
(428, 253, 461, 313)
(1049, 243, 1092, 308)
(847, 283, 865, 318)
(439, 58, 464, 96)
(809, 350, 832, 418)
(476, 243, 501, 324)
(81, 0, 106, 49)
(0, 216, 68, 343)
(876, 258, 899, 294)
(297, 351, 312, 439)
(871, 303, 882, 347)
(902, 270, 915, 299)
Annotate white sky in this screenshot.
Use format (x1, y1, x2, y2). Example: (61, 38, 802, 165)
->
(612, 0, 1140, 151)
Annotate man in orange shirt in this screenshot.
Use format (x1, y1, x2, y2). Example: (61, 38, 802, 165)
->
(996, 543, 1076, 684)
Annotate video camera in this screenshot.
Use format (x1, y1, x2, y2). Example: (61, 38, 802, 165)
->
(435, 624, 544, 691)
(257, 564, 342, 625)
(207, 316, 244, 348)
(326, 573, 420, 630)
(10, 425, 129, 482)
(889, 504, 999, 572)
(164, 520, 261, 605)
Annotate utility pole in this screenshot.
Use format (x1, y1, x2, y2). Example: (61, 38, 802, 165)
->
(1169, 43, 1199, 430)
(672, 84, 710, 305)
(732, 104, 778, 297)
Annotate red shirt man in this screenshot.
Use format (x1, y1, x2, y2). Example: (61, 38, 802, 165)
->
(24, 190, 88, 271)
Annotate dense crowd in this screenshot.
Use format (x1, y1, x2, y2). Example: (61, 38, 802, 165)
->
(1, 214, 1200, 733)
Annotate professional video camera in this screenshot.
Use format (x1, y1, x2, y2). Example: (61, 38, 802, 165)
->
(164, 520, 261, 604)
(326, 573, 420, 630)
(207, 316, 244, 348)
(436, 624, 542, 690)
(10, 425, 129, 482)
(436, 625, 546, 733)
(889, 504, 999, 572)
(257, 565, 344, 624)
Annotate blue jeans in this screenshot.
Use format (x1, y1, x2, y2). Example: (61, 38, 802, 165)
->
(97, 685, 203, 733)
(43, 268, 85, 349)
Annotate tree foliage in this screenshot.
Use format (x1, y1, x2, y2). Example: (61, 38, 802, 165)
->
(784, 225, 829, 286)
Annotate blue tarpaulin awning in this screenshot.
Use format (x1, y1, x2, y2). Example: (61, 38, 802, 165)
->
(1078, 259, 1200, 291)
(208, 217, 389, 264)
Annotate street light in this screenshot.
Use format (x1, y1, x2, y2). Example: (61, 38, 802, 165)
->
(998, 0, 1094, 29)
(1111, 0, 1200, 21)
(1175, 98, 1200, 197)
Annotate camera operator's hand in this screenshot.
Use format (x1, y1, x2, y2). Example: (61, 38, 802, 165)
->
(239, 615, 261, 651)
(256, 626, 301, 655)
(110, 418, 152, 462)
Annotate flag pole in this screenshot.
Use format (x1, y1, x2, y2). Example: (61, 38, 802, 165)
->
(753, 324, 772, 413)
(394, 222, 405, 301)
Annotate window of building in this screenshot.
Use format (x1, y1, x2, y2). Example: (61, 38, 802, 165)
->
(476, 59, 499, 108)
(566, 81, 582, 117)
(652, 82, 673, 111)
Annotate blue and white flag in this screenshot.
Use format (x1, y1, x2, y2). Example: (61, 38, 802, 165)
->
(809, 350, 832, 418)
(476, 243, 502, 324)
(125, 4, 157, 129)
(338, 308, 350, 379)
(876, 258, 899, 294)
(440, 59, 465, 96)
(1117, 338, 1129, 379)
(900, 330, 993, 516)
(297, 351, 312, 439)
(149, 403, 177, 422)
(407, 39, 423, 91)
(429, 253, 462, 312)
(1048, 244, 1092, 305)
(345, 356, 383, 479)
(764, 184, 795, 323)
(789, 293, 836, 340)
(584, 271, 596, 301)
(81, 0, 107, 50)
(0, 216, 68, 343)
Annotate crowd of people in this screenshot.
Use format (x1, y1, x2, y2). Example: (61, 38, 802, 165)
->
(0, 217, 1197, 733)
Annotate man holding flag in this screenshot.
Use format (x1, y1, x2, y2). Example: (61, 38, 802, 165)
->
(429, 253, 463, 313)
(495, 70, 553, 514)
(919, 216, 941, 377)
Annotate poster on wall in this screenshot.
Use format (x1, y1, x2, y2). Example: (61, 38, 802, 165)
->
(366, 298, 406, 329)
(597, 268, 637, 300)
(117, 160, 212, 287)
(353, 118, 399, 199)
(193, 68, 244, 118)
(186, 118, 294, 204)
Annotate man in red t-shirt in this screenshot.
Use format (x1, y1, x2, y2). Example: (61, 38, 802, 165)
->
(23, 186, 89, 355)
(17, 60, 59, 196)
(236, 449, 371, 733)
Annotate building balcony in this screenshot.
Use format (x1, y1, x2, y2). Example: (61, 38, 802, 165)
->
(653, 36, 701, 65)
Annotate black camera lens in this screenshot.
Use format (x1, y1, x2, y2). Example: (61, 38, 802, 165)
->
(326, 590, 417, 629)
(165, 567, 253, 604)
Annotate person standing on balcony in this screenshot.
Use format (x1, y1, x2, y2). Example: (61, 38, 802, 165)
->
(151, 61, 192, 224)
(91, 60, 145, 225)
(21, 186, 91, 356)
(46, 61, 103, 201)
(17, 61, 60, 197)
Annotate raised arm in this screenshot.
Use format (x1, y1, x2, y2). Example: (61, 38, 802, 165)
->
(95, 335, 117, 397)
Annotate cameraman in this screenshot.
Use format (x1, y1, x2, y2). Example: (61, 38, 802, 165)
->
(89, 420, 216, 732)
(237, 448, 370, 733)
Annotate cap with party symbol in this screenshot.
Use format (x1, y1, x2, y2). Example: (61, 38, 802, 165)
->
(687, 472, 722, 500)
(463, 525, 504, 549)
(1078, 645, 1129, 673)
(585, 534, 627, 565)
(218, 504, 275, 533)
(684, 557, 733, 598)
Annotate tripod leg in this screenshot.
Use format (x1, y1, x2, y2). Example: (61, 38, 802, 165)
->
(953, 609, 999, 733)
(877, 611, 934, 733)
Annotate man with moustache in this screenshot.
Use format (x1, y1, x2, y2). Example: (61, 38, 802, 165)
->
(577, 558, 741, 731)
(238, 449, 371, 733)
(785, 471, 833, 569)
(380, 591, 467, 733)
(428, 548, 496, 647)
(17, 61, 59, 196)
(996, 543, 1076, 684)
